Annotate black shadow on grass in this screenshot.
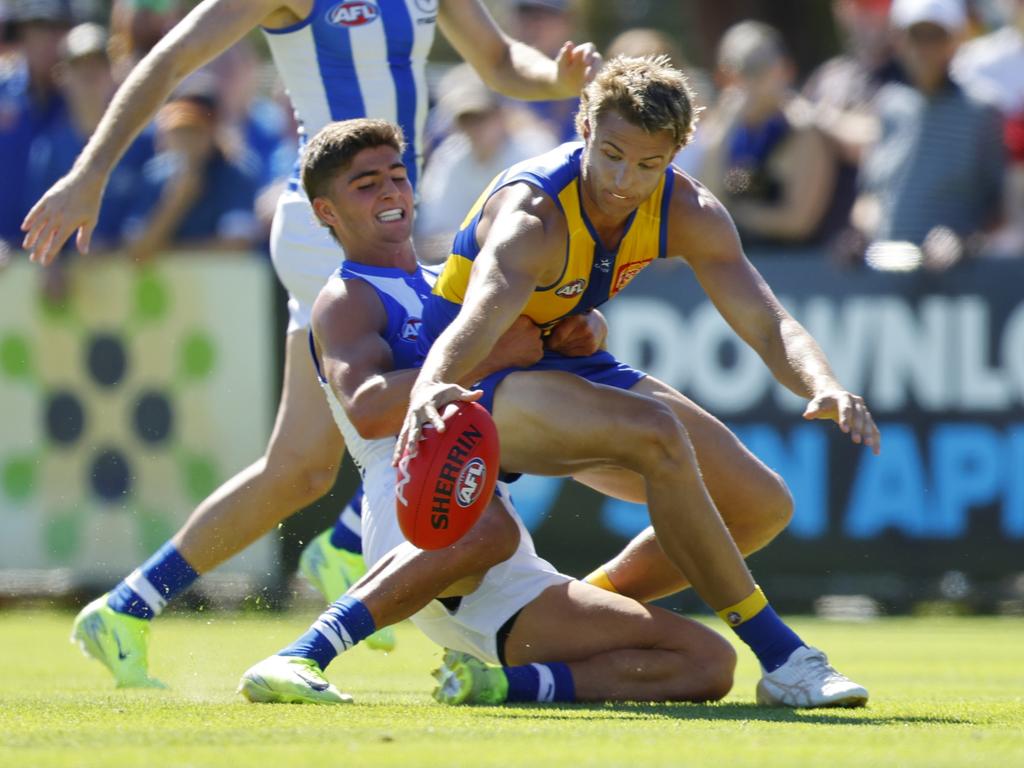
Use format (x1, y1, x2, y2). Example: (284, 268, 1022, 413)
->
(469, 702, 973, 726)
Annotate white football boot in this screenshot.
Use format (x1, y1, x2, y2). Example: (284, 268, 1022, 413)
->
(756, 646, 868, 708)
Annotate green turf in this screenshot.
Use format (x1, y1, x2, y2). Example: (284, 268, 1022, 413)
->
(1, 611, 1021, 767)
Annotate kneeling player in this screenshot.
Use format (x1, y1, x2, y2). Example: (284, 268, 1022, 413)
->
(239, 119, 736, 705)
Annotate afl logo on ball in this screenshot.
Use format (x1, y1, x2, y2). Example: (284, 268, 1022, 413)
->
(326, 1, 379, 27)
(555, 278, 586, 298)
(455, 458, 486, 508)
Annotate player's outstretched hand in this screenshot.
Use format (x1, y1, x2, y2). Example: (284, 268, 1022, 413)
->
(393, 381, 482, 466)
(553, 40, 602, 97)
(803, 390, 881, 455)
(21, 171, 104, 265)
(546, 310, 606, 357)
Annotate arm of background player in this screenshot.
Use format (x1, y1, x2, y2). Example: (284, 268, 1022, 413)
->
(438, 0, 600, 101)
(394, 187, 562, 458)
(21, 0, 288, 265)
(668, 177, 880, 454)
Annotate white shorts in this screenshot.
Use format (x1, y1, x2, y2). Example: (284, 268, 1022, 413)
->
(361, 461, 571, 665)
(269, 186, 344, 332)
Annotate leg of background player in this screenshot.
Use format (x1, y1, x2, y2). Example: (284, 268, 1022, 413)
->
(71, 330, 345, 688)
(435, 580, 735, 704)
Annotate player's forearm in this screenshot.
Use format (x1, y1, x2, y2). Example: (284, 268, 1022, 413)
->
(488, 41, 571, 101)
(348, 357, 507, 439)
(71, 48, 187, 179)
(767, 316, 843, 400)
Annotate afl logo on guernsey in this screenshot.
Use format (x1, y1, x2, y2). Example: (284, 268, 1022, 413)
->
(555, 278, 587, 298)
(455, 458, 486, 508)
(414, 0, 438, 12)
(326, 1, 380, 27)
(401, 317, 422, 342)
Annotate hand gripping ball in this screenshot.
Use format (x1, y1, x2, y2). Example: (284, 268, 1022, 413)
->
(395, 401, 500, 549)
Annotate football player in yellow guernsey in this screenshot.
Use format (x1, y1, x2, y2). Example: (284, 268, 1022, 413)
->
(398, 56, 881, 708)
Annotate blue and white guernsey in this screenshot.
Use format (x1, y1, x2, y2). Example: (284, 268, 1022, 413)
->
(262, 0, 438, 190)
(310, 260, 438, 472)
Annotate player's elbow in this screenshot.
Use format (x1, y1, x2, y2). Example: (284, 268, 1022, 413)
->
(348, 406, 400, 441)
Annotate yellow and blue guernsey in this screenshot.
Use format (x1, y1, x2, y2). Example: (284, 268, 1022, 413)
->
(420, 142, 677, 412)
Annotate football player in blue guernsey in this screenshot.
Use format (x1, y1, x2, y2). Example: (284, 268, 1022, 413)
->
(397, 56, 881, 708)
(21, 0, 601, 688)
(239, 118, 737, 706)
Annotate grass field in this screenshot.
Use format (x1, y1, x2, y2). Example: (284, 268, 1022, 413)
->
(1, 610, 1022, 768)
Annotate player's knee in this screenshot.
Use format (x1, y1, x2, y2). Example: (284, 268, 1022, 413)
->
(262, 449, 338, 507)
(685, 635, 736, 702)
(766, 471, 795, 533)
(454, 499, 520, 570)
(701, 637, 738, 701)
(624, 401, 693, 474)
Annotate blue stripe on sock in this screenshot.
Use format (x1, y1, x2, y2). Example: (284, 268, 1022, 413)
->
(329, 487, 363, 553)
(145, 543, 199, 600)
(279, 596, 376, 670)
(504, 663, 576, 703)
(106, 542, 199, 620)
(547, 662, 576, 702)
(107, 583, 154, 620)
(731, 604, 804, 672)
(504, 664, 539, 702)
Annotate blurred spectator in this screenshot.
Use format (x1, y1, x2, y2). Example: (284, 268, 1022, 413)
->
(853, 0, 1004, 268)
(605, 27, 712, 178)
(508, 0, 579, 142)
(698, 21, 841, 248)
(803, 0, 904, 248)
(953, 0, 1024, 257)
(107, 0, 182, 82)
(0, 0, 71, 250)
(26, 22, 154, 255)
(202, 39, 294, 193)
(122, 92, 259, 259)
(416, 64, 554, 244)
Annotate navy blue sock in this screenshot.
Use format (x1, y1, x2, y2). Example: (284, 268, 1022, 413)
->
(329, 486, 363, 554)
(732, 604, 805, 672)
(504, 662, 576, 703)
(107, 542, 199, 620)
(279, 596, 376, 670)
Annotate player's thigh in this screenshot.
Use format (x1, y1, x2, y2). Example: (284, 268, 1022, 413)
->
(503, 580, 723, 666)
(491, 370, 677, 476)
(574, 376, 789, 511)
(265, 328, 345, 470)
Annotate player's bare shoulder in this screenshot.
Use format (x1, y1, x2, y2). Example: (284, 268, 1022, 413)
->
(260, 0, 314, 29)
(665, 167, 744, 266)
(311, 274, 388, 348)
(476, 181, 567, 243)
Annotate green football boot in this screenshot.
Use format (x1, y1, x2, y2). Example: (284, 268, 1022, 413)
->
(298, 529, 396, 652)
(431, 650, 509, 705)
(238, 655, 353, 704)
(70, 594, 166, 689)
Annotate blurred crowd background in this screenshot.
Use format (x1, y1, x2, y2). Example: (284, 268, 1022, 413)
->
(1, 0, 1022, 275)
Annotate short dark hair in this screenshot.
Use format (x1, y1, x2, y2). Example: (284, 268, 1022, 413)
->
(301, 119, 406, 202)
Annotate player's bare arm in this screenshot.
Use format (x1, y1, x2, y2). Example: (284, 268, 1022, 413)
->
(668, 173, 881, 454)
(394, 185, 565, 459)
(20, 0, 306, 265)
(314, 278, 547, 441)
(438, 0, 600, 101)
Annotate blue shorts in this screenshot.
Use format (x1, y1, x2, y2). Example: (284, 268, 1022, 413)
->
(475, 349, 646, 414)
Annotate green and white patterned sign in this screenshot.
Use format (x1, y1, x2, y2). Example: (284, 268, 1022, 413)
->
(0, 257, 275, 578)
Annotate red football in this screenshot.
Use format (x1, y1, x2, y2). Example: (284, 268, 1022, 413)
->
(395, 400, 500, 550)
